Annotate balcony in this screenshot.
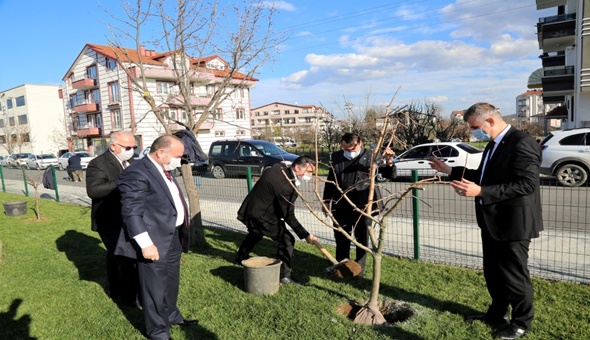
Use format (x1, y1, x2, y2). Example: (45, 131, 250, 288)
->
(71, 78, 97, 90)
(537, 13, 576, 53)
(541, 66, 575, 97)
(73, 102, 100, 113)
(536, 0, 567, 10)
(75, 126, 102, 137)
(541, 54, 565, 68)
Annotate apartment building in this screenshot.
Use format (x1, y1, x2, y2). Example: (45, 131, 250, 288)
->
(250, 102, 331, 138)
(0, 84, 65, 156)
(535, 0, 590, 129)
(515, 90, 561, 128)
(61, 43, 256, 155)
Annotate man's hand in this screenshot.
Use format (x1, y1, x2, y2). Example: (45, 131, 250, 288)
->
(428, 157, 452, 175)
(142, 245, 160, 261)
(305, 234, 318, 244)
(383, 147, 396, 165)
(450, 179, 482, 197)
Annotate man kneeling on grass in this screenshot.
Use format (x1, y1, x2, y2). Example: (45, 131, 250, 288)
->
(234, 156, 318, 285)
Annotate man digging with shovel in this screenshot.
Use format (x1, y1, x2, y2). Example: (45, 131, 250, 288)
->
(234, 156, 318, 285)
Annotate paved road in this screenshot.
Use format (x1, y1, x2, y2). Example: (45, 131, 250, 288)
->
(1, 165, 588, 283)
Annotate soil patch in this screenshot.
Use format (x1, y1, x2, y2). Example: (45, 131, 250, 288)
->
(337, 300, 415, 325)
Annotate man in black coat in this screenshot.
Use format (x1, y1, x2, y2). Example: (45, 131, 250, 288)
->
(430, 103, 543, 340)
(86, 131, 139, 307)
(68, 152, 84, 182)
(235, 156, 318, 285)
(322, 133, 396, 275)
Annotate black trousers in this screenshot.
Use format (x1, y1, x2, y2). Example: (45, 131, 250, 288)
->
(481, 227, 534, 330)
(97, 226, 138, 304)
(138, 228, 184, 340)
(332, 203, 369, 269)
(236, 219, 295, 279)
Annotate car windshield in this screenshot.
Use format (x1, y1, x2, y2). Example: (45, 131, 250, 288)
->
(39, 154, 56, 159)
(76, 152, 91, 157)
(17, 154, 30, 158)
(248, 141, 288, 156)
(456, 143, 483, 154)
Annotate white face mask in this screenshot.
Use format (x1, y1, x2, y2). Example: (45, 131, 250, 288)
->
(343, 150, 360, 159)
(301, 174, 312, 182)
(118, 148, 135, 161)
(164, 156, 182, 171)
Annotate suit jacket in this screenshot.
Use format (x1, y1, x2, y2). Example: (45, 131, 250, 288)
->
(114, 156, 189, 260)
(450, 126, 543, 241)
(86, 151, 125, 232)
(237, 163, 309, 239)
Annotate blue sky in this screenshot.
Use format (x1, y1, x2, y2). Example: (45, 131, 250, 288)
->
(0, 0, 552, 118)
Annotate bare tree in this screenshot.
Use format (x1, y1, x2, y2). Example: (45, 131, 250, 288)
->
(1, 123, 32, 154)
(25, 170, 43, 221)
(393, 100, 441, 148)
(104, 0, 284, 246)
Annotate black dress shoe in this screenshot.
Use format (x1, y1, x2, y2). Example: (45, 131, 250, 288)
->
(494, 325, 526, 339)
(465, 314, 509, 325)
(175, 319, 199, 326)
(233, 256, 249, 266)
(280, 277, 302, 285)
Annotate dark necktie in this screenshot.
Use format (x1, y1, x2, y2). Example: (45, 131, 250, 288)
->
(486, 140, 496, 163)
(164, 171, 190, 248)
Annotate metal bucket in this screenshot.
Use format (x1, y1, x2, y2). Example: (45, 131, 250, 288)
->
(242, 257, 282, 295)
(3, 201, 27, 217)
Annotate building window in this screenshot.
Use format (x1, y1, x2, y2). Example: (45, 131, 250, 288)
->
(294, 110, 299, 114)
(0, 119, 3, 128)
(106, 58, 117, 70)
(21, 133, 30, 143)
(15, 96, 25, 107)
(9, 117, 15, 126)
(92, 89, 101, 103)
(214, 131, 225, 137)
(273, 110, 280, 115)
(285, 110, 290, 115)
(236, 109, 245, 120)
(6, 99, 13, 109)
(250, 120, 255, 126)
(87, 65, 97, 79)
(157, 81, 175, 94)
(0, 135, 5, 144)
(254, 112, 260, 116)
(109, 82, 121, 103)
(69, 94, 78, 109)
(236, 130, 246, 136)
(18, 115, 27, 124)
(214, 108, 223, 120)
(112, 109, 122, 129)
(263, 111, 268, 116)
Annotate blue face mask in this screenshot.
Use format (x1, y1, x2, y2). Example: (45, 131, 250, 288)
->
(472, 128, 490, 141)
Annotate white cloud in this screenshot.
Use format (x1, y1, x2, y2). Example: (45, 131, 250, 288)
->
(260, 1, 295, 12)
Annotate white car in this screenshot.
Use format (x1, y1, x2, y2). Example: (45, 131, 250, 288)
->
(393, 142, 483, 178)
(7, 153, 31, 168)
(0, 155, 10, 167)
(58, 152, 95, 170)
(26, 154, 59, 170)
(540, 128, 590, 187)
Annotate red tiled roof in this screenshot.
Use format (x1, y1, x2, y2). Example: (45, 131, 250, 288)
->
(517, 89, 543, 97)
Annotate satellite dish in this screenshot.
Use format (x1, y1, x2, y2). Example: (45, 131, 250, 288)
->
(528, 68, 543, 89)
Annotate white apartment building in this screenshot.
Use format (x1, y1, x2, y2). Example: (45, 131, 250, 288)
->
(535, 0, 590, 129)
(515, 89, 561, 128)
(61, 43, 256, 155)
(0, 84, 65, 156)
(250, 102, 331, 138)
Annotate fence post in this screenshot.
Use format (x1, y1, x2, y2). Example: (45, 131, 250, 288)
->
(0, 166, 5, 192)
(51, 165, 60, 202)
(246, 167, 253, 192)
(411, 170, 420, 260)
(21, 164, 29, 197)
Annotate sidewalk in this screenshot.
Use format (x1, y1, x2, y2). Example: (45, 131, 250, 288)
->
(2, 177, 588, 283)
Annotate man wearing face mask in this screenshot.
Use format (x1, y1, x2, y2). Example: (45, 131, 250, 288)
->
(323, 133, 396, 277)
(115, 134, 197, 340)
(429, 103, 542, 340)
(235, 156, 318, 285)
(86, 131, 139, 307)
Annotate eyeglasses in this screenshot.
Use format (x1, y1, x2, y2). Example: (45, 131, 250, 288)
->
(116, 143, 137, 151)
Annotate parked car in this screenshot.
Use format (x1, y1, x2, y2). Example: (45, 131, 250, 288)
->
(208, 139, 299, 179)
(138, 146, 208, 175)
(57, 152, 95, 170)
(26, 154, 59, 170)
(540, 128, 590, 187)
(271, 136, 297, 148)
(0, 155, 10, 167)
(393, 142, 483, 178)
(7, 153, 31, 168)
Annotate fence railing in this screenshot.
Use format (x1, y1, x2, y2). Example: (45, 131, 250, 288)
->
(1, 165, 588, 284)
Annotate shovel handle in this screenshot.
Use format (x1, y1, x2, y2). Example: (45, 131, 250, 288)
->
(311, 240, 338, 265)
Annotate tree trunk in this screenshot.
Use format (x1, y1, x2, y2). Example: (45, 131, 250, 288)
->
(353, 252, 386, 325)
(180, 164, 207, 247)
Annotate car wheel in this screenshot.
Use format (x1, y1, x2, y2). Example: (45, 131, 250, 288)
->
(58, 163, 64, 171)
(555, 164, 588, 187)
(37, 164, 41, 170)
(211, 165, 225, 179)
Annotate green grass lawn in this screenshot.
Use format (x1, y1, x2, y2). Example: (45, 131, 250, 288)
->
(0, 192, 588, 339)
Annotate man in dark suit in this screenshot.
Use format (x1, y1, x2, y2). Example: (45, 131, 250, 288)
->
(115, 134, 197, 340)
(322, 133, 395, 276)
(86, 131, 138, 307)
(430, 103, 543, 340)
(235, 156, 318, 285)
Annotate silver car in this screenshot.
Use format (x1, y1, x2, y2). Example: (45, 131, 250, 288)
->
(26, 154, 59, 170)
(540, 128, 590, 187)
